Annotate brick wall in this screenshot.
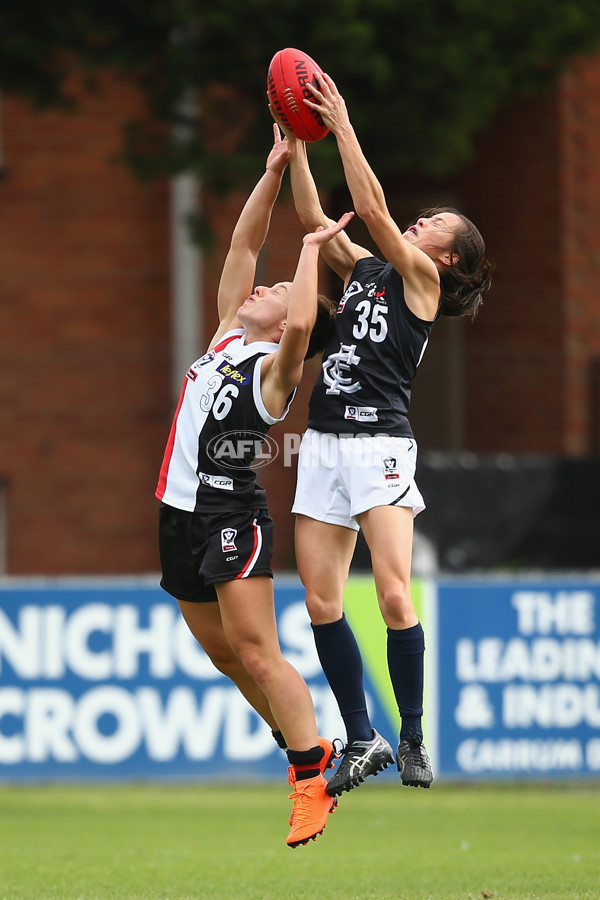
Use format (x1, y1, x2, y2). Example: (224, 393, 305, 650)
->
(458, 89, 564, 452)
(460, 55, 600, 454)
(0, 77, 171, 573)
(560, 56, 600, 455)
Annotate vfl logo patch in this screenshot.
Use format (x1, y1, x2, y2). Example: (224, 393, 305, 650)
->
(345, 406, 378, 422)
(221, 528, 237, 552)
(216, 361, 250, 385)
(337, 280, 362, 313)
(382, 456, 400, 481)
(187, 351, 216, 380)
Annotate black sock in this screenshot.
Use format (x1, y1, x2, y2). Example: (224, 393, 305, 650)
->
(312, 615, 372, 743)
(286, 745, 325, 781)
(387, 622, 425, 741)
(272, 729, 287, 750)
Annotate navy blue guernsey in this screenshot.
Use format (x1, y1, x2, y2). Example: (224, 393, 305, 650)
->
(308, 256, 440, 437)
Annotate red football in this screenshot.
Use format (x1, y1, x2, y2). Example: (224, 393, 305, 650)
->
(267, 48, 329, 142)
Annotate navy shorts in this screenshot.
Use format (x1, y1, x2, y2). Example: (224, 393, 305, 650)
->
(158, 503, 274, 603)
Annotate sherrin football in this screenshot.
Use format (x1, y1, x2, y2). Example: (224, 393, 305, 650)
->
(267, 48, 329, 142)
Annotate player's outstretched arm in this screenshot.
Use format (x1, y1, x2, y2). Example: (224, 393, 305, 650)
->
(304, 73, 440, 304)
(288, 138, 365, 284)
(212, 124, 290, 344)
(261, 212, 353, 416)
(270, 101, 365, 285)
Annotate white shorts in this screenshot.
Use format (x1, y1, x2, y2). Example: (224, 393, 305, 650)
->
(292, 429, 425, 531)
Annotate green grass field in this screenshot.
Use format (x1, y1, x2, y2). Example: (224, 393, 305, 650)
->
(1, 781, 598, 900)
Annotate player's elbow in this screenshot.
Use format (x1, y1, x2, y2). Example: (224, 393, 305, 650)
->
(229, 236, 258, 259)
(293, 193, 326, 229)
(355, 201, 386, 225)
(354, 181, 389, 221)
(283, 319, 313, 360)
(296, 207, 324, 232)
(284, 319, 313, 342)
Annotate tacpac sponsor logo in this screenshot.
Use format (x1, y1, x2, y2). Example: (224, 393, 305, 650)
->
(365, 282, 387, 300)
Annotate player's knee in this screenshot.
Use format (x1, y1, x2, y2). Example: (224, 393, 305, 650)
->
(208, 649, 244, 680)
(378, 584, 415, 628)
(233, 643, 273, 687)
(305, 590, 336, 625)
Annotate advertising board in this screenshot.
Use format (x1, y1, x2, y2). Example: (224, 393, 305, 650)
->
(437, 578, 600, 779)
(0, 578, 395, 781)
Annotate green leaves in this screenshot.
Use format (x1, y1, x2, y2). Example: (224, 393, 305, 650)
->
(2, 0, 600, 184)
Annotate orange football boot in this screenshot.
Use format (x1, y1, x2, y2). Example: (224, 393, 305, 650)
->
(286, 774, 337, 848)
(288, 737, 339, 824)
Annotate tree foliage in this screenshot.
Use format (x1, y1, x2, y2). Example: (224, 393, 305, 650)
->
(2, 0, 600, 189)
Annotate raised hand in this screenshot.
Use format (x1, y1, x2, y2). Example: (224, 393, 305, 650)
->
(303, 72, 350, 135)
(268, 102, 302, 147)
(302, 211, 354, 246)
(265, 122, 291, 175)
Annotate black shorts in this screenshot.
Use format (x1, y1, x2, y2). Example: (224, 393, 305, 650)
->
(158, 503, 274, 603)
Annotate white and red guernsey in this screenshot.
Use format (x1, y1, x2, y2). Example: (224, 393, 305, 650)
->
(156, 329, 294, 513)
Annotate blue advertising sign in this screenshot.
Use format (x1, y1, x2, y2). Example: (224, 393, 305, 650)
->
(0, 577, 393, 782)
(436, 577, 600, 779)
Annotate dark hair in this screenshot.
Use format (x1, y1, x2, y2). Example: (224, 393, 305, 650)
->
(304, 294, 337, 359)
(417, 206, 494, 319)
